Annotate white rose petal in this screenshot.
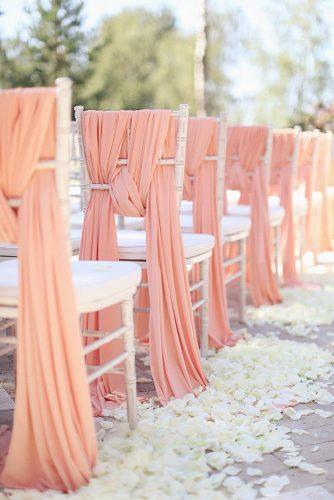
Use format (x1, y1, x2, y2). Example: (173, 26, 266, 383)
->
(246, 467, 263, 476)
(290, 429, 310, 435)
(8, 332, 333, 499)
(314, 409, 333, 418)
(261, 474, 290, 496)
(224, 465, 241, 476)
(99, 420, 114, 430)
(298, 462, 326, 474)
(283, 455, 304, 467)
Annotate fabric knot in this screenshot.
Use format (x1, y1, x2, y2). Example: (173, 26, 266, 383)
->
(108, 166, 145, 217)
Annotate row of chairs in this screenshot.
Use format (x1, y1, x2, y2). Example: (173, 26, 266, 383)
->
(0, 79, 332, 492)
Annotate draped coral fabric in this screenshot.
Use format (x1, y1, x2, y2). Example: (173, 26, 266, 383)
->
(312, 133, 333, 254)
(0, 89, 96, 491)
(296, 133, 319, 254)
(183, 117, 234, 347)
(225, 126, 281, 306)
(79, 110, 206, 410)
(270, 130, 299, 285)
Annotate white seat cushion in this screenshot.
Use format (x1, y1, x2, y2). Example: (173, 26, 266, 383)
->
(226, 190, 241, 206)
(71, 211, 85, 229)
(180, 200, 193, 215)
(0, 259, 141, 314)
(269, 194, 308, 218)
(221, 215, 251, 237)
(228, 203, 285, 226)
(0, 229, 82, 258)
(180, 214, 250, 238)
(117, 229, 215, 261)
(71, 212, 144, 231)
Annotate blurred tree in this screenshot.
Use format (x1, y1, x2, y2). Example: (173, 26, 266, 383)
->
(254, 0, 334, 127)
(205, 2, 244, 116)
(0, 0, 87, 102)
(82, 8, 196, 112)
(0, 2, 244, 116)
(194, 0, 208, 116)
(83, 5, 243, 116)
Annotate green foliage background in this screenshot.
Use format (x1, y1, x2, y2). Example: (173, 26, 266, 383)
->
(0, 0, 333, 129)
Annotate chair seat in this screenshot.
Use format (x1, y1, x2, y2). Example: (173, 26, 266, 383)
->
(180, 214, 250, 238)
(0, 229, 82, 258)
(268, 194, 308, 218)
(117, 229, 215, 261)
(221, 215, 251, 236)
(292, 194, 308, 217)
(71, 212, 138, 231)
(0, 260, 141, 316)
(71, 211, 85, 229)
(228, 203, 285, 226)
(182, 198, 284, 228)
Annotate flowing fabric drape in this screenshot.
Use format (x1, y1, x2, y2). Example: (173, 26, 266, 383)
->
(79, 110, 206, 411)
(270, 130, 299, 285)
(325, 136, 334, 245)
(225, 126, 281, 306)
(312, 133, 332, 254)
(183, 118, 234, 347)
(296, 133, 319, 254)
(0, 89, 96, 491)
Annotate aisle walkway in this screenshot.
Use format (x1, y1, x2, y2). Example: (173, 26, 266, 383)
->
(1, 272, 334, 499)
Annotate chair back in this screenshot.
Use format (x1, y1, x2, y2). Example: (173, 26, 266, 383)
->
(75, 105, 189, 224)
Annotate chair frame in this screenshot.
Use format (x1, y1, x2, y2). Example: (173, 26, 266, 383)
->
(270, 126, 301, 276)
(183, 115, 251, 325)
(74, 104, 213, 358)
(0, 80, 139, 429)
(218, 116, 251, 324)
(296, 129, 320, 271)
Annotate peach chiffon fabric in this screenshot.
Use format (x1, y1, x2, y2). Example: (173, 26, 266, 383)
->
(270, 130, 299, 285)
(79, 110, 206, 411)
(296, 133, 319, 254)
(183, 118, 234, 347)
(0, 89, 96, 491)
(312, 134, 332, 253)
(325, 137, 334, 244)
(226, 126, 282, 306)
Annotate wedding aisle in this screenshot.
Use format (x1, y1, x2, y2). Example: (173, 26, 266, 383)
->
(1, 272, 334, 499)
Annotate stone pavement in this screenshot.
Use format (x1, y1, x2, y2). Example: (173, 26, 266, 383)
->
(1, 280, 334, 498)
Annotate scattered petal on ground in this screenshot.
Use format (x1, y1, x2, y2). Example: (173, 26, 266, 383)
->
(7, 337, 333, 499)
(247, 283, 334, 337)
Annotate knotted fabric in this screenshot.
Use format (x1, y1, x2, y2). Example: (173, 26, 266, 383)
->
(0, 89, 96, 491)
(183, 117, 234, 347)
(225, 126, 282, 306)
(79, 110, 206, 410)
(270, 130, 299, 285)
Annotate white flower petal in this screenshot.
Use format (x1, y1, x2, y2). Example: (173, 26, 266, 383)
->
(298, 462, 326, 474)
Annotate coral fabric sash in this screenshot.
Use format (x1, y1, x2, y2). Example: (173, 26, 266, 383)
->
(79, 110, 206, 410)
(270, 130, 299, 285)
(0, 89, 96, 491)
(183, 117, 233, 347)
(296, 133, 319, 254)
(226, 126, 281, 306)
(312, 133, 332, 254)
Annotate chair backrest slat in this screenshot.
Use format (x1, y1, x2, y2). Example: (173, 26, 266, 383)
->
(1, 78, 72, 251)
(74, 105, 189, 216)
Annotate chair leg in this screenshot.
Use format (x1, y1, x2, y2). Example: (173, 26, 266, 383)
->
(239, 238, 246, 324)
(199, 258, 209, 358)
(121, 297, 137, 430)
